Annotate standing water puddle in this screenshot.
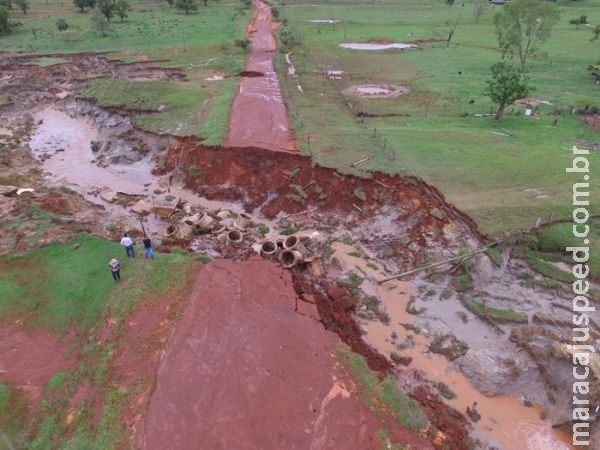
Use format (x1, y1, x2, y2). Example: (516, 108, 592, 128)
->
(29, 107, 155, 199)
(28, 107, 250, 233)
(330, 242, 574, 450)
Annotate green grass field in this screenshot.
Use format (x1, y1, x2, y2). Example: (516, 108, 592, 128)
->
(0, 233, 201, 449)
(1, 1, 600, 446)
(3, 0, 597, 236)
(276, 0, 600, 236)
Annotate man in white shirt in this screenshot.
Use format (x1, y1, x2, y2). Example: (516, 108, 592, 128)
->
(120, 232, 135, 258)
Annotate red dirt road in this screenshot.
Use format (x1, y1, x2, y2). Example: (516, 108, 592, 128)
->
(142, 259, 432, 450)
(224, 0, 299, 153)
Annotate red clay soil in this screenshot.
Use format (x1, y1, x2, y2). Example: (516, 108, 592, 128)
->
(142, 258, 434, 450)
(291, 271, 394, 376)
(164, 140, 487, 249)
(0, 321, 78, 415)
(224, 0, 299, 153)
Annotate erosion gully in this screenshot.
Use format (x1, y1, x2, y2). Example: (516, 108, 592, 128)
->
(14, 0, 579, 447)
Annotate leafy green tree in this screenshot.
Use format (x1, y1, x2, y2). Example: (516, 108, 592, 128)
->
(485, 61, 533, 120)
(473, 0, 488, 23)
(569, 14, 587, 29)
(494, 0, 560, 71)
(175, 0, 198, 14)
(14, 0, 27, 14)
(591, 25, 600, 42)
(73, 0, 95, 11)
(0, 0, 12, 10)
(97, 0, 114, 21)
(0, 5, 8, 35)
(56, 18, 69, 31)
(113, 0, 131, 21)
(90, 8, 112, 35)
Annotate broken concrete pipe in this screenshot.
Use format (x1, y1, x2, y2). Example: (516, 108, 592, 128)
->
(216, 209, 233, 220)
(226, 229, 243, 245)
(164, 224, 177, 237)
(196, 212, 214, 231)
(234, 213, 252, 230)
(177, 221, 194, 239)
(186, 212, 202, 224)
(260, 240, 279, 258)
(280, 249, 304, 269)
(283, 235, 307, 254)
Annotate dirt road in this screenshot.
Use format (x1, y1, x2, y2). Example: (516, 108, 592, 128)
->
(224, 0, 299, 153)
(142, 259, 433, 450)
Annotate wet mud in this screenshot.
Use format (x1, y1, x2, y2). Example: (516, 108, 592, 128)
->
(1, 0, 598, 448)
(224, 0, 298, 153)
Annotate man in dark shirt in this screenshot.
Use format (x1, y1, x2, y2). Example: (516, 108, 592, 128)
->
(143, 236, 155, 260)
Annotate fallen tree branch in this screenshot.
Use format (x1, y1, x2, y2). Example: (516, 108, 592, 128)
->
(377, 246, 493, 284)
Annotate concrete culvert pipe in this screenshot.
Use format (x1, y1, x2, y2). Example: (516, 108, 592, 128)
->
(165, 224, 177, 237)
(187, 212, 201, 224)
(197, 213, 214, 230)
(227, 229, 243, 245)
(283, 235, 306, 254)
(216, 209, 233, 220)
(280, 249, 304, 269)
(177, 222, 194, 239)
(261, 240, 278, 258)
(234, 213, 252, 230)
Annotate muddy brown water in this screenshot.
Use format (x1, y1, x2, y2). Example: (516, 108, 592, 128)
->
(28, 107, 254, 236)
(27, 90, 576, 450)
(331, 242, 575, 450)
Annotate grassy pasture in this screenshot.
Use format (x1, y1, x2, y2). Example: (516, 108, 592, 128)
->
(0, 234, 200, 449)
(2, 0, 250, 143)
(277, 0, 600, 236)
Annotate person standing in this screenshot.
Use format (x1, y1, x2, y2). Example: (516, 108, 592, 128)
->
(108, 258, 121, 281)
(120, 232, 135, 258)
(142, 235, 155, 260)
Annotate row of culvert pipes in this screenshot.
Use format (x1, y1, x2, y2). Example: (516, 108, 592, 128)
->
(164, 209, 309, 269)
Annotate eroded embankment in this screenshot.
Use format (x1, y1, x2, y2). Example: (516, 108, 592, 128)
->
(161, 140, 486, 261)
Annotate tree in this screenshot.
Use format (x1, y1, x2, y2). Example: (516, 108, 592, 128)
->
(591, 25, 600, 42)
(113, 0, 131, 22)
(56, 18, 69, 31)
(73, 0, 95, 12)
(569, 14, 587, 29)
(14, 0, 27, 14)
(445, 14, 460, 47)
(97, 0, 114, 21)
(90, 8, 112, 35)
(494, 0, 560, 71)
(175, 0, 198, 14)
(473, 0, 488, 23)
(0, 5, 8, 35)
(485, 61, 533, 120)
